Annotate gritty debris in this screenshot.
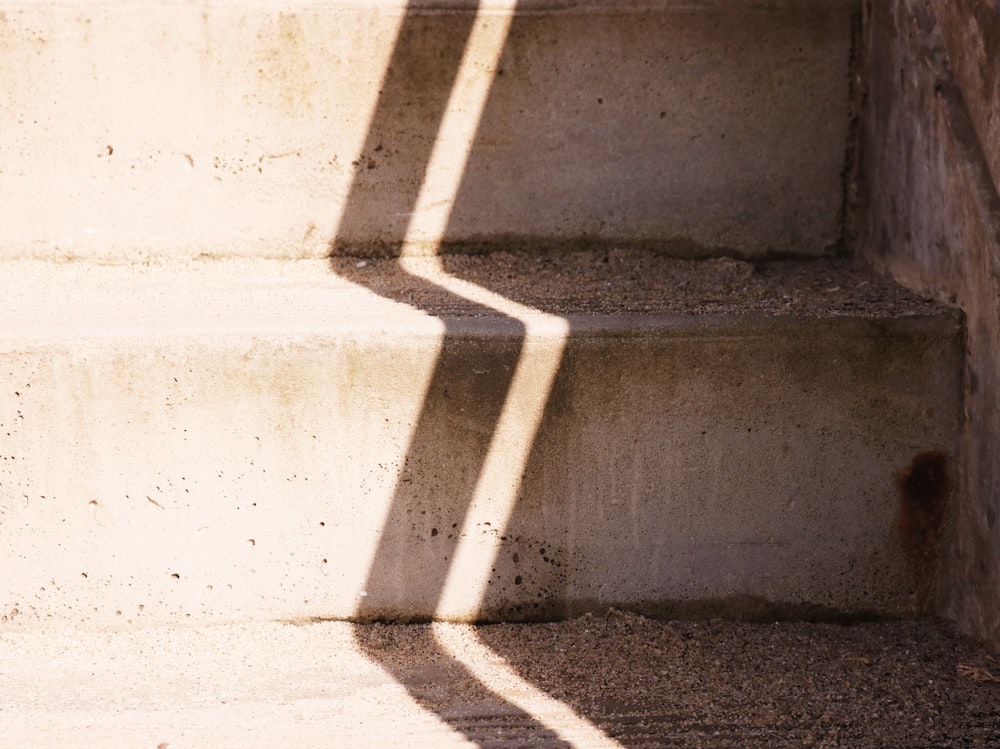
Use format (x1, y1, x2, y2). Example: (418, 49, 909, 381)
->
(330, 249, 947, 319)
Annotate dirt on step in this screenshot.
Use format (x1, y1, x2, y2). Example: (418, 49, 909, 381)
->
(331, 250, 947, 318)
(354, 614, 1000, 748)
(2, 616, 996, 748)
(471, 613, 999, 748)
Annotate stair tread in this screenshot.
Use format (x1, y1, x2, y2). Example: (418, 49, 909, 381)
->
(335, 251, 944, 319)
(0, 617, 994, 749)
(2, 252, 949, 342)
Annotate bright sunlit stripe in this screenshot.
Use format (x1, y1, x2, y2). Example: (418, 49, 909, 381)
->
(433, 622, 628, 749)
(388, 0, 571, 618)
(401, 257, 569, 619)
(348, 4, 618, 747)
(400, 0, 518, 257)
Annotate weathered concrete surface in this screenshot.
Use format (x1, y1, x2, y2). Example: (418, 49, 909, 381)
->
(0, 259, 961, 628)
(0, 0, 855, 260)
(930, 0, 1000, 200)
(856, 0, 1000, 649)
(1, 618, 996, 749)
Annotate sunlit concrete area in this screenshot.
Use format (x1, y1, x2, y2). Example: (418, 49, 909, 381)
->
(0, 0, 854, 260)
(2, 0, 1000, 745)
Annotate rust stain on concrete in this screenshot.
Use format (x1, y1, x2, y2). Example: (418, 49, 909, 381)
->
(895, 450, 950, 611)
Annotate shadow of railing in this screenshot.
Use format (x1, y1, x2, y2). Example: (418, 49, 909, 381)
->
(318, 1, 920, 744)
(328, 1, 598, 745)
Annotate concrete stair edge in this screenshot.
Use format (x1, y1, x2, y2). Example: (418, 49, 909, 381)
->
(0, 256, 963, 628)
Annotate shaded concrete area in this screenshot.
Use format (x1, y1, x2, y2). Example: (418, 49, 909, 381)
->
(329, 0, 854, 257)
(326, 0, 959, 625)
(323, 253, 965, 627)
(331, 6, 562, 744)
(0, 617, 996, 748)
(319, 4, 963, 742)
(324, 2, 959, 741)
(856, 0, 1000, 650)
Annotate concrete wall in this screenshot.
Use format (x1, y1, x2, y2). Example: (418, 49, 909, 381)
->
(856, 0, 1000, 649)
(0, 0, 856, 260)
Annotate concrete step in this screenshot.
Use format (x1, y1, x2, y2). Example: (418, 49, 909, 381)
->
(0, 0, 855, 260)
(0, 253, 961, 628)
(1, 616, 996, 748)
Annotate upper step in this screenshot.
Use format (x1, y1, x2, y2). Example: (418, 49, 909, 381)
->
(0, 0, 856, 261)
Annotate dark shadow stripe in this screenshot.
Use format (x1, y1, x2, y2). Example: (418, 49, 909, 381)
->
(329, 2, 571, 745)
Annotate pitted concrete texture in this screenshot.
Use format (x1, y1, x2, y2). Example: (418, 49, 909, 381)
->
(0, 615, 997, 748)
(857, 0, 1000, 650)
(0, 256, 961, 627)
(0, 0, 854, 260)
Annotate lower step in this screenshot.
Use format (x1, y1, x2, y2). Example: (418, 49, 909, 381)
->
(0, 253, 961, 627)
(1, 618, 994, 748)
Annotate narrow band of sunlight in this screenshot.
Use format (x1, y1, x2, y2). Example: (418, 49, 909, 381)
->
(389, 0, 568, 617)
(399, 0, 518, 257)
(435, 332, 565, 607)
(398, 256, 568, 619)
(372, 6, 619, 748)
(433, 623, 628, 749)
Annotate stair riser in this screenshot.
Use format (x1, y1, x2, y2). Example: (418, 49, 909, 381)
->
(0, 316, 961, 626)
(0, 1, 852, 260)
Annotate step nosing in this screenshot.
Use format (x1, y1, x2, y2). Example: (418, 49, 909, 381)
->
(0, 254, 956, 337)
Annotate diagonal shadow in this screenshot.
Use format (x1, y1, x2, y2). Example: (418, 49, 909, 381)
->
(330, 2, 576, 746)
(330, 4, 472, 258)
